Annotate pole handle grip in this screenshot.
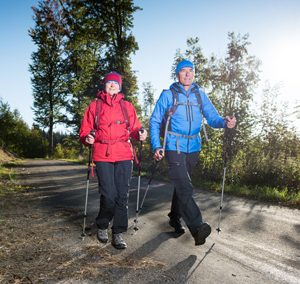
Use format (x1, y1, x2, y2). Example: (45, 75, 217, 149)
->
(90, 130, 95, 137)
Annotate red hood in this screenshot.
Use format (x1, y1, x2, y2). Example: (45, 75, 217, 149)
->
(96, 90, 124, 106)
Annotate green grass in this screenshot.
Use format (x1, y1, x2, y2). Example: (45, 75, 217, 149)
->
(0, 164, 16, 180)
(0, 161, 27, 197)
(1, 159, 299, 209)
(194, 180, 300, 208)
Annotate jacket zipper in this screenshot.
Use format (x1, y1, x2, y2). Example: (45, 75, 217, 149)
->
(186, 91, 191, 152)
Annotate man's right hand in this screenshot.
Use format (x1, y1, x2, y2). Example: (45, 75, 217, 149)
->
(85, 134, 95, 145)
(154, 148, 164, 161)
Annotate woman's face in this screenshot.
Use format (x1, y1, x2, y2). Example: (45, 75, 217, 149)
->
(105, 81, 120, 96)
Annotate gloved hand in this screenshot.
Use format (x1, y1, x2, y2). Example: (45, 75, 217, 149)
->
(139, 128, 147, 141)
(154, 148, 164, 161)
(85, 130, 95, 144)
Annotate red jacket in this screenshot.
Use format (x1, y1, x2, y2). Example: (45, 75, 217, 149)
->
(79, 91, 142, 162)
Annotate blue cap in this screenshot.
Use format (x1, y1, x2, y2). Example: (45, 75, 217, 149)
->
(175, 60, 194, 74)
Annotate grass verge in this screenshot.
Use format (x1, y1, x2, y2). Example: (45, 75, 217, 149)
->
(0, 161, 28, 197)
(194, 180, 300, 208)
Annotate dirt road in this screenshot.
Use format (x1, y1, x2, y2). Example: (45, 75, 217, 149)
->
(0, 160, 299, 283)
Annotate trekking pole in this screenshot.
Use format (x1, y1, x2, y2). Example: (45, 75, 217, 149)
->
(133, 128, 144, 230)
(133, 149, 163, 231)
(81, 130, 95, 239)
(216, 155, 227, 234)
(216, 124, 230, 234)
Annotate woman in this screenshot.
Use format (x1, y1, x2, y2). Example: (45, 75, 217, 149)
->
(80, 71, 147, 249)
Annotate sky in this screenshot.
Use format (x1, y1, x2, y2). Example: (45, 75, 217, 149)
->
(0, 0, 299, 132)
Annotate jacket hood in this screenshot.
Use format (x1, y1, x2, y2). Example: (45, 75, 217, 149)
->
(170, 82, 198, 94)
(96, 90, 124, 105)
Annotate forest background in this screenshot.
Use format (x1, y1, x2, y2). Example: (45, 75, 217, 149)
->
(0, 0, 299, 207)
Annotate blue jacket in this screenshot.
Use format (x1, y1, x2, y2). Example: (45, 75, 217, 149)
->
(150, 82, 226, 153)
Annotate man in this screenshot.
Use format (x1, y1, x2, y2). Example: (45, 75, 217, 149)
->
(80, 71, 147, 249)
(149, 60, 236, 245)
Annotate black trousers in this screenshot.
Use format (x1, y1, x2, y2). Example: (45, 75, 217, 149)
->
(166, 151, 203, 232)
(95, 160, 132, 234)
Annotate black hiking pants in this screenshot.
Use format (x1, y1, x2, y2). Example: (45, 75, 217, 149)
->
(166, 151, 203, 233)
(95, 160, 132, 234)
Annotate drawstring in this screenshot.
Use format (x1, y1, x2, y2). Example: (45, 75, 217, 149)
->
(91, 161, 95, 177)
(176, 138, 180, 154)
(133, 146, 139, 165)
(105, 144, 111, 156)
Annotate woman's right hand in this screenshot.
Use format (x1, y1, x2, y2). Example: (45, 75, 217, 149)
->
(85, 134, 95, 145)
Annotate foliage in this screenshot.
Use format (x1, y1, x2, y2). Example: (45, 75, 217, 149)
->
(58, 0, 104, 133)
(239, 84, 300, 191)
(142, 82, 155, 117)
(53, 134, 81, 159)
(171, 32, 299, 194)
(29, 0, 142, 148)
(0, 98, 48, 158)
(20, 6, 300, 202)
(55, 0, 142, 133)
(29, 0, 68, 156)
(94, 0, 141, 103)
(22, 127, 49, 158)
(140, 81, 155, 129)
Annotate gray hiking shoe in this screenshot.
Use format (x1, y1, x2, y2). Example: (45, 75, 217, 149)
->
(97, 229, 108, 243)
(112, 233, 127, 249)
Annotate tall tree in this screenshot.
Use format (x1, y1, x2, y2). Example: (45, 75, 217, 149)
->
(171, 37, 214, 88)
(213, 32, 261, 164)
(58, 0, 105, 132)
(29, 0, 67, 156)
(172, 33, 260, 179)
(97, 0, 141, 105)
(59, 0, 142, 132)
(142, 82, 155, 118)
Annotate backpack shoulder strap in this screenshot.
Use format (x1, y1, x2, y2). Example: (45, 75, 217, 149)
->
(119, 98, 130, 131)
(191, 84, 204, 116)
(95, 98, 102, 130)
(169, 85, 180, 115)
(192, 84, 209, 142)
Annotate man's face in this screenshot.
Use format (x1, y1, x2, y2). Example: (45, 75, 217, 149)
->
(105, 81, 120, 96)
(177, 67, 194, 88)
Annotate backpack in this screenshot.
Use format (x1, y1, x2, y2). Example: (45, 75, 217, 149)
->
(160, 84, 209, 144)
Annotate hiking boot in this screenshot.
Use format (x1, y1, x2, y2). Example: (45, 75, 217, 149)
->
(97, 229, 108, 243)
(192, 223, 211, 246)
(112, 233, 127, 249)
(169, 218, 186, 234)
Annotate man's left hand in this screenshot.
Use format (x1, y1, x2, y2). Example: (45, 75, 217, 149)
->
(225, 116, 236, 129)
